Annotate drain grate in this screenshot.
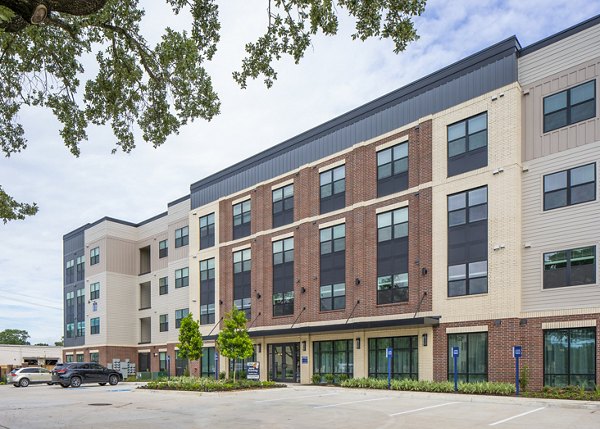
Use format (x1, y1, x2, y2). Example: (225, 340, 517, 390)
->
(88, 403, 112, 406)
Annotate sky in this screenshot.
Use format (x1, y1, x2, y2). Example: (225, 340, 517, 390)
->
(1, 0, 600, 345)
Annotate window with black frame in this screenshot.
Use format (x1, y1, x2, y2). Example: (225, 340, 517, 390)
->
(200, 258, 216, 324)
(76, 321, 85, 337)
(200, 213, 215, 249)
(76, 256, 85, 281)
(90, 282, 100, 300)
(233, 248, 252, 319)
(543, 163, 596, 211)
(368, 336, 418, 380)
(159, 239, 168, 258)
(272, 184, 294, 227)
(175, 308, 189, 328)
(543, 246, 596, 289)
(159, 276, 168, 295)
(90, 317, 100, 335)
(544, 328, 596, 388)
(175, 267, 189, 288)
(544, 80, 596, 133)
(447, 332, 488, 382)
(229, 347, 257, 377)
(377, 207, 408, 304)
(175, 226, 189, 248)
(90, 247, 100, 265)
(447, 112, 488, 177)
(159, 352, 167, 372)
(447, 187, 488, 297)
(319, 224, 346, 311)
(320, 165, 345, 214)
(313, 340, 353, 380)
(233, 200, 251, 239)
(159, 314, 168, 332)
(65, 259, 74, 283)
(377, 142, 408, 197)
(76, 288, 85, 327)
(201, 347, 216, 378)
(272, 237, 294, 316)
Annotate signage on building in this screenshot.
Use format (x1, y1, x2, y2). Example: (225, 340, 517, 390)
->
(513, 346, 522, 358)
(301, 356, 308, 365)
(246, 362, 260, 380)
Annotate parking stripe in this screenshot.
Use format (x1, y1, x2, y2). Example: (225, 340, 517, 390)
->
(314, 397, 391, 409)
(389, 402, 459, 417)
(256, 392, 339, 403)
(489, 407, 546, 426)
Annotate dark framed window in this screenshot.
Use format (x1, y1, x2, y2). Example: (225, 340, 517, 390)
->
(233, 248, 252, 319)
(76, 321, 85, 337)
(368, 336, 418, 380)
(90, 247, 100, 265)
(201, 347, 216, 378)
(377, 207, 409, 304)
(320, 224, 346, 311)
(76, 256, 85, 281)
(159, 352, 167, 372)
(175, 308, 189, 328)
(448, 332, 488, 382)
(90, 282, 100, 300)
(544, 80, 596, 133)
(272, 184, 294, 228)
(544, 163, 596, 210)
(65, 355, 73, 363)
(273, 237, 294, 316)
(175, 267, 189, 288)
(159, 276, 168, 295)
(76, 354, 84, 362)
(229, 347, 257, 376)
(448, 186, 488, 297)
(66, 291, 75, 324)
(377, 142, 408, 197)
(175, 350, 187, 376)
(90, 317, 100, 335)
(233, 200, 251, 239)
(159, 314, 168, 332)
(175, 226, 189, 248)
(90, 352, 99, 363)
(76, 288, 85, 322)
(544, 328, 596, 388)
(200, 213, 215, 249)
(65, 259, 75, 283)
(313, 340, 353, 379)
(543, 246, 596, 289)
(320, 165, 345, 214)
(447, 112, 488, 177)
(159, 239, 168, 258)
(200, 258, 216, 325)
(66, 322, 74, 339)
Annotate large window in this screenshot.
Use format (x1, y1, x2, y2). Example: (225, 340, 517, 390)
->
(90, 352, 99, 363)
(448, 187, 488, 297)
(229, 348, 257, 376)
(544, 328, 596, 388)
(65, 259, 74, 283)
(90, 282, 100, 300)
(90, 247, 100, 265)
(66, 323, 74, 339)
(159, 239, 168, 258)
(447, 332, 488, 382)
(320, 165, 345, 214)
(544, 80, 596, 133)
(447, 112, 488, 177)
(76, 256, 85, 281)
(368, 336, 418, 380)
(65, 291, 75, 325)
(233, 200, 251, 239)
(273, 237, 294, 316)
(175, 267, 189, 288)
(200, 213, 215, 249)
(159, 276, 168, 295)
(159, 352, 167, 372)
(377, 142, 408, 197)
(543, 246, 596, 289)
(272, 184, 294, 227)
(313, 340, 353, 379)
(175, 308, 189, 328)
(175, 226, 189, 248)
(90, 317, 100, 335)
(200, 258, 216, 325)
(201, 347, 216, 378)
(544, 163, 596, 211)
(233, 248, 252, 319)
(377, 207, 409, 304)
(76, 288, 85, 322)
(320, 224, 345, 311)
(76, 321, 85, 337)
(159, 314, 168, 332)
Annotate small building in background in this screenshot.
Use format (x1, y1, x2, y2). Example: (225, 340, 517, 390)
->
(0, 344, 63, 379)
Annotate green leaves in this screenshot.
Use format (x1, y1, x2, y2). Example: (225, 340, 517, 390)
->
(0, 186, 38, 224)
(217, 308, 254, 381)
(177, 313, 204, 361)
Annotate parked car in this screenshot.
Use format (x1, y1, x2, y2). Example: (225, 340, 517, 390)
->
(8, 367, 53, 387)
(52, 362, 123, 388)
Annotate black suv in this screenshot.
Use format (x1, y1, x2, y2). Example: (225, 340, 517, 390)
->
(52, 362, 123, 388)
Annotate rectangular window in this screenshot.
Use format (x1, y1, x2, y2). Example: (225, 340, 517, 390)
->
(377, 142, 408, 197)
(159, 314, 169, 332)
(447, 112, 488, 177)
(320, 224, 346, 311)
(313, 340, 354, 379)
(273, 237, 294, 316)
(66, 291, 75, 324)
(175, 267, 189, 288)
(175, 308, 189, 328)
(229, 347, 257, 376)
(368, 336, 418, 380)
(175, 226, 189, 248)
(272, 184, 294, 227)
(233, 200, 251, 239)
(90, 282, 100, 300)
(159, 352, 167, 372)
(377, 207, 409, 304)
(66, 323, 74, 339)
(320, 165, 346, 214)
(90, 352, 99, 363)
(159, 276, 168, 295)
(76, 354, 84, 363)
(544, 328, 596, 388)
(76, 321, 85, 337)
(76, 256, 85, 281)
(90, 317, 100, 335)
(200, 258, 216, 325)
(448, 186, 488, 297)
(544, 163, 596, 210)
(90, 247, 100, 265)
(447, 332, 488, 382)
(233, 248, 252, 320)
(543, 246, 596, 289)
(76, 288, 85, 321)
(65, 355, 73, 363)
(201, 347, 216, 378)
(159, 239, 168, 258)
(65, 259, 75, 283)
(544, 80, 596, 133)
(199, 213, 215, 250)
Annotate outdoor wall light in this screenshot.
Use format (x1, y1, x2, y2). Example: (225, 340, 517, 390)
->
(356, 337, 361, 350)
(301, 287, 306, 294)
(302, 341, 306, 351)
(355, 278, 361, 286)
(256, 292, 262, 299)
(422, 333, 428, 347)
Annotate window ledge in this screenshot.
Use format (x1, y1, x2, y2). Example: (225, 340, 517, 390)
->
(139, 271, 151, 276)
(318, 308, 346, 314)
(138, 342, 151, 345)
(375, 301, 410, 307)
(139, 307, 151, 311)
(446, 292, 488, 300)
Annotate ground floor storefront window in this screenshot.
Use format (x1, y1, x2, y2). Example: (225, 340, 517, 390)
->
(201, 347, 216, 378)
(368, 336, 418, 380)
(447, 332, 487, 382)
(229, 347, 257, 378)
(175, 350, 188, 376)
(313, 339, 353, 379)
(544, 328, 596, 388)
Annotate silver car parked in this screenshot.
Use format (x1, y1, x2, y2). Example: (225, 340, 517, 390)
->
(8, 367, 53, 387)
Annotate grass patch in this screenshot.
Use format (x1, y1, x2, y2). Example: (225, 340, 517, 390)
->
(523, 385, 600, 401)
(141, 376, 286, 392)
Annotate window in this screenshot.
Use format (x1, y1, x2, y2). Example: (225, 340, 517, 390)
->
(448, 187, 488, 297)
(76, 354, 84, 362)
(159, 276, 168, 295)
(90, 317, 100, 335)
(76, 288, 85, 321)
(447, 112, 488, 177)
(76, 256, 85, 281)
(544, 328, 596, 388)
(544, 163, 596, 210)
(200, 213, 215, 249)
(543, 246, 596, 289)
(66, 291, 75, 324)
(544, 80, 596, 133)
(320, 165, 345, 213)
(320, 224, 345, 311)
(377, 142, 408, 197)
(377, 208, 409, 304)
(175, 267, 189, 288)
(447, 332, 488, 382)
(233, 200, 251, 239)
(272, 184, 294, 227)
(313, 340, 353, 379)
(200, 258, 216, 325)
(229, 348, 257, 376)
(65, 355, 73, 363)
(159, 352, 167, 372)
(233, 248, 252, 319)
(368, 336, 418, 380)
(175, 308, 189, 328)
(90, 247, 99, 265)
(175, 350, 188, 376)
(90, 282, 100, 300)
(273, 237, 294, 316)
(201, 347, 216, 378)
(175, 226, 189, 248)
(159, 239, 168, 258)
(66, 323, 74, 339)
(65, 259, 75, 283)
(90, 352, 99, 363)
(159, 314, 169, 332)
(76, 321, 85, 337)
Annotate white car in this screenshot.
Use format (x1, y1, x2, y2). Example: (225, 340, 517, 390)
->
(8, 367, 53, 387)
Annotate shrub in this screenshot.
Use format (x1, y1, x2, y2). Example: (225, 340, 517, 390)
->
(524, 385, 600, 401)
(519, 365, 529, 391)
(324, 373, 335, 385)
(142, 376, 286, 392)
(335, 374, 349, 385)
(312, 374, 322, 385)
(219, 371, 226, 380)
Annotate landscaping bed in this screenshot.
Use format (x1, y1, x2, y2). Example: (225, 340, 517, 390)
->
(141, 376, 286, 392)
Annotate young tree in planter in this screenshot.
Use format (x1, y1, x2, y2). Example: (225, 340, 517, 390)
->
(177, 314, 203, 376)
(216, 308, 254, 382)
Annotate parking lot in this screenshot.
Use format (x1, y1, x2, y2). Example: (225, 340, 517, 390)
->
(1, 383, 599, 428)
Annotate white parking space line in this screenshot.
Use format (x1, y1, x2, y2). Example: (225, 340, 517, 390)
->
(256, 392, 339, 403)
(389, 402, 459, 417)
(314, 397, 391, 409)
(489, 407, 546, 426)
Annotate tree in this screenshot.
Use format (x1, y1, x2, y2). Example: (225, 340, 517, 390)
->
(177, 313, 203, 369)
(0, 1, 427, 222)
(54, 337, 64, 347)
(0, 329, 30, 345)
(216, 308, 254, 382)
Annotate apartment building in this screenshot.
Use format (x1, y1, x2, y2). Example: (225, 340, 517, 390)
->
(62, 15, 600, 389)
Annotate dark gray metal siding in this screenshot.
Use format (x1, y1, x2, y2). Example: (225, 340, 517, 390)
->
(63, 230, 85, 348)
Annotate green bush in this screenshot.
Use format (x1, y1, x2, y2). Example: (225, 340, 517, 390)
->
(324, 373, 335, 384)
(519, 365, 529, 391)
(219, 371, 226, 380)
(142, 376, 286, 392)
(341, 377, 515, 396)
(524, 385, 600, 401)
(312, 374, 322, 385)
(335, 374, 349, 385)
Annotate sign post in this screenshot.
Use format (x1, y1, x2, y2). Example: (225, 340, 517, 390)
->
(452, 347, 459, 392)
(386, 347, 393, 390)
(513, 346, 522, 396)
(166, 354, 171, 380)
(214, 352, 219, 380)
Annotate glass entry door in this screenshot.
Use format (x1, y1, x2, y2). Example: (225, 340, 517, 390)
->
(268, 343, 299, 382)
